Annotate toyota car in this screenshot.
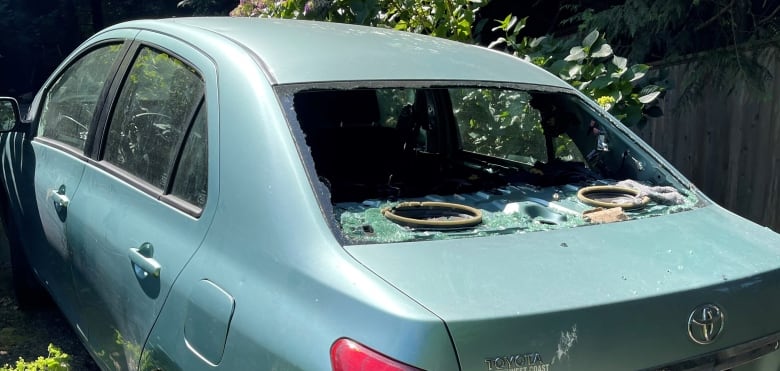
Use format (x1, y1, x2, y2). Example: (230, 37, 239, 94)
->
(1, 17, 779, 371)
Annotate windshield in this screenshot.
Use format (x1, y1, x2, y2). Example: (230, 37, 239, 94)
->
(282, 84, 701, 244)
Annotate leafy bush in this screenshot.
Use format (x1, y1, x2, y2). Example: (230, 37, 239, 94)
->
(230, 0, 381, 25)
(1, 344, 70, 371)
(230, 1, 663, 127)
(490, 15, 664, 126)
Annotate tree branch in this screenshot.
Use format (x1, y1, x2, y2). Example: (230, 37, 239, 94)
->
(694, 0, 737, 32)
(758, 3, 780, 25)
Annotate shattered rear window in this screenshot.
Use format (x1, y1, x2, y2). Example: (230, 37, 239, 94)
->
(283, 84, 701, 244)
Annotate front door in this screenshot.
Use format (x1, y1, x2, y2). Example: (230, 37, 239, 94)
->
(22, 41, 128, 331)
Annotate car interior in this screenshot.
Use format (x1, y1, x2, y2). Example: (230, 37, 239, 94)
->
(288, 85, 698, 243)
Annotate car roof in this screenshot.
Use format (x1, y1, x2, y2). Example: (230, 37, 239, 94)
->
(106, 17, 570, 87)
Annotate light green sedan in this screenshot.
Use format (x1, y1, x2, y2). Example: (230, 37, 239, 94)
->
(1, 17, 779, 371)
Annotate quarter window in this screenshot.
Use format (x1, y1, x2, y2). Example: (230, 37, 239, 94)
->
(38, 43, 124, 150)
(171, 106, 208, 208)
(103, 47, 204, 189)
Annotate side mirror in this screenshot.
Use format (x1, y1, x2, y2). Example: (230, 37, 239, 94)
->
(0, 97, 23, 132)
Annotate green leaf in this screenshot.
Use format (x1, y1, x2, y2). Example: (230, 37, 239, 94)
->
(548, 59, 569, 75)
(590, 43, 613, 58)
(529, 36, 546, 48)
(512, 16, 526, 34)
(640, 84, 661, 95)
(487, 37, 506, 49)
(582, 29, 599, 48)
(581, 63, 606, 80)
(612, 55, 627, 70)
(506, 15, 518, 32)
(492, 14, 514, 32)
(611, 90, 624, 103)
(565, 46, 586, 61)
(628, 64, 649, 82)
(589, 76, 613, 90)
(566, 64, 582, 80)
(620, 103, 644, 126)
(638, 91, 661, 103)
(609, 72, 624, 81)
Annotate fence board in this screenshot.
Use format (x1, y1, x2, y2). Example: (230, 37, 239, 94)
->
(634, 47, 780, 232)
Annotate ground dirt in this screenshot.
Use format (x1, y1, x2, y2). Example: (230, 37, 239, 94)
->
(0, 221, 99, 370)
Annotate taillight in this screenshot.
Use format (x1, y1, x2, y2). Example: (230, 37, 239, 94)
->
(330, 338, 424, 371)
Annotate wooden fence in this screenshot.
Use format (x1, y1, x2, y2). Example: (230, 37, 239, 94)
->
(634, 46, 780, 232)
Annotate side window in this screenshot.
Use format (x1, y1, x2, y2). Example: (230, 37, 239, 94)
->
(171, 107, 208, 208)
(451, 88, 545, 162)
(376, 89, 427, 150)
(38, 43, 124, 150)
(450, 88, 583, 164)
(103, 47, 204, 189)
(376, 89, 414, 127)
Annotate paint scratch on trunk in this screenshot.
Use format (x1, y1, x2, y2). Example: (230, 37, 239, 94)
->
(551, 325, 578, 365)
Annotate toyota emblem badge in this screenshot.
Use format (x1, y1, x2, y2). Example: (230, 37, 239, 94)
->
(688, 304, 725, 344)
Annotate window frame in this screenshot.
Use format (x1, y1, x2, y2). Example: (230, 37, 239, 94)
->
(92, 41, 209, 217)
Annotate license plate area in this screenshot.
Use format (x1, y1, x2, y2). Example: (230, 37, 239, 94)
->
(649, 333, 780, 371)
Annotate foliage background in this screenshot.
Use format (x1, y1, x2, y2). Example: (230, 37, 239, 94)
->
(2, 0, 777, 109)
(229, 0, 663, 127)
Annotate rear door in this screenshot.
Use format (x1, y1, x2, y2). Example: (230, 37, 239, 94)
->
(65, 33, 217, 370)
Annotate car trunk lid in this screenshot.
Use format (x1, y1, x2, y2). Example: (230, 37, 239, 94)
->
(345, 206, 780, 370)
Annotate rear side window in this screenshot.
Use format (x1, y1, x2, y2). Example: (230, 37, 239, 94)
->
(103, 46, 204, 189)
(450, 88, 584, 164)
(38, 43, 124, 150)
(171, 107, 208, 208)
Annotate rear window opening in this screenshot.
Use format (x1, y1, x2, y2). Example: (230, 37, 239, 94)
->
(285, 84, 701, 244)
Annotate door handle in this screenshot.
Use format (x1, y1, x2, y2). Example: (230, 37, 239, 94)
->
(129, 242, 162, 278)
(51, 184, 70, 209)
